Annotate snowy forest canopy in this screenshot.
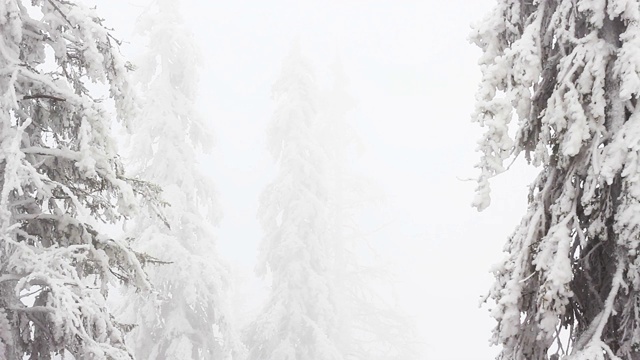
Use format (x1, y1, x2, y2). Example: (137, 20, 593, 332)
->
(7, 0, 623, 359)
(0, 0, 430, 359)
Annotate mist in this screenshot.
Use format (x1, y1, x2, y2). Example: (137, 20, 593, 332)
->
(0, 0, 541, 359)
(98, 0, 531, 358)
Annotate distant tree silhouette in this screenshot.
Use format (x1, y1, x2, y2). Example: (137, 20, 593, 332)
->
(116, 1, 243, 358)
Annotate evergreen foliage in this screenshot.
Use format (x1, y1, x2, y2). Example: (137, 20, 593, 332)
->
(473, 0, 640, 358)
(0, 0, 158, 358)
(116, 1, 243, 358)
(245, 43, 344, 360)
(247, 44, 419, 360)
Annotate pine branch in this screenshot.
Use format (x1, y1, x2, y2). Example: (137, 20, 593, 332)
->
(134, 251, 173, 266)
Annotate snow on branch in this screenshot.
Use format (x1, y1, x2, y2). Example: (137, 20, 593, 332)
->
(473, 0, 640, 358)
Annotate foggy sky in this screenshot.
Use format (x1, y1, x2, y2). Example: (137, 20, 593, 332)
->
(99, 1, 539, 358)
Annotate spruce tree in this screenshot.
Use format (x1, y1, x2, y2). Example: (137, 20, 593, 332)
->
(245, 43, 344, 360)
(0, 0, 157, 358)
(247, 45, 419, 360)
(115, 1, 243, 359)
(473, 0, 640, 358)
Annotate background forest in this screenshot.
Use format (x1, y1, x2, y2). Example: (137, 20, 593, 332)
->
(0, 0, 541, 359)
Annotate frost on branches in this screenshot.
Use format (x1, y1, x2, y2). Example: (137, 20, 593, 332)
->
(245, 43, 344, 360)
(473, 0, 640, 359)
(0, 0, 159, 359)
(115, 1, 243, 359)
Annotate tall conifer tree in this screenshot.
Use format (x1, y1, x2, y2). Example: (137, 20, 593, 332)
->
(247, 45, 419, 360)
(473, 0, 640, 358)
(0, 0, 158, 358)
(116, 1, 243, 359)
(245, 43, 343, 360)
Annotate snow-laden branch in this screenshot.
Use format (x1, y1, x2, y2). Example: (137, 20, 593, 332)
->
(473, 0, 640, 358)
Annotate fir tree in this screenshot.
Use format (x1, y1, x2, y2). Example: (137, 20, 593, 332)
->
(473, 0, 640, 358)
(245, 43, 344, 360)
(0, 0, 158, 358)
(115, 1, 243, 359)
(247, 45, 419, 360)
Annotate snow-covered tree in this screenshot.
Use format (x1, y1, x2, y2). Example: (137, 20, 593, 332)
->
(0, 0, 160, 359)
(245, 42, 344, 360)
(322, 61, 419, 360)
(115, 1, 243, 359)
(473, 1, 640, 358)
(246, 46, 418, 360)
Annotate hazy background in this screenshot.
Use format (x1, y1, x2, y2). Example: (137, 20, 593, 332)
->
(98, 1, 538, 358)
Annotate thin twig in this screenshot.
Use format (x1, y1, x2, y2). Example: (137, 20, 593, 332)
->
(107, 33, 122, 46)
(46, 0, 73, 27)
(22, 94, 66, 102)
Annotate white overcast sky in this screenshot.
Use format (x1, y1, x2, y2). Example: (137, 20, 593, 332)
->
(100, 1, 540, 358)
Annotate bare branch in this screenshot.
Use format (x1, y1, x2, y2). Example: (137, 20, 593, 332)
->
(21, 94, 66, 102)
(45, 0, 74, 28)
